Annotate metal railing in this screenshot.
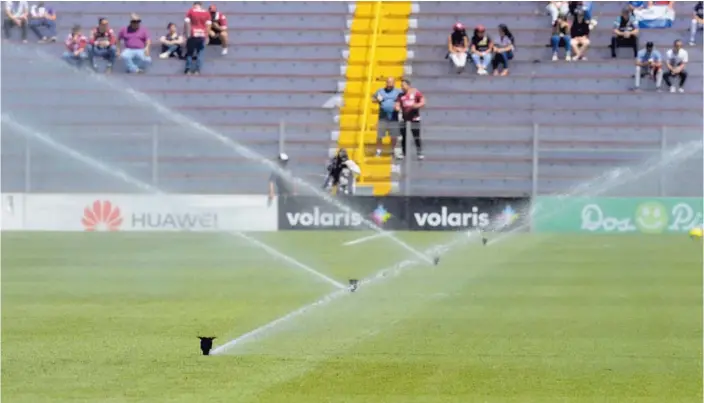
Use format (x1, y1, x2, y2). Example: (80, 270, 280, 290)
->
(2, 122, 701, 197)
(356, 0, 383, 166)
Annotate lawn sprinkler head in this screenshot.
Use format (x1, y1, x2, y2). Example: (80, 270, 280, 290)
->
(349, 279, 359, 292)
(198, 336, 216, 356)
(433, 256, 440, 266)
(482, 237, 488, 246)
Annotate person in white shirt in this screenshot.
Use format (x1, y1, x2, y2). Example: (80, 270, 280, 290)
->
(663, 39, 689, 93)
(3, 1, 29, 42)
(29, 1, 56, 42)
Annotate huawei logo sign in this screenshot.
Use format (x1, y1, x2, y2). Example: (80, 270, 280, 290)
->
(82, 200, 123, 231)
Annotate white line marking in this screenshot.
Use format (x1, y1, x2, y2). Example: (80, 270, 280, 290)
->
(3, 116, 345, 291)
(343, 232, 394, 246)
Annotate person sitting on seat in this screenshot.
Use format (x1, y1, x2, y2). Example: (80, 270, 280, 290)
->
(689, 1, 703, 45)
(664, 39, 689, 93)
(491, 24, 514, 76)
(634, 41, 663, 91)
(62, 24, 89, 68)
(208, 4, 228, 55)
(447, 22, 469, 74)
(551, 15, 571, 61)
(470, 25, 493, 75)
(28, 2, 56, 42)
(546, 1, 569, 25)
(570, 10, 591, 60)
(611, 7, 639, 58)
(88, 18, 117, 72)
(159, 22, 184, 58)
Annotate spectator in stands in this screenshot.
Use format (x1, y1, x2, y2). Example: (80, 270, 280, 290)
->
(28, 2, 56, 42)
(3, 1, 28, 42)
(268, 153, 293, 206)
(690, 1, 703, 45)
(396, 79, 425, 160)
(570, 10, 590, 60)
(570, 1, 597, 28)
(611, 7, 639, 58)
(184, 1, 211, 75)
(551, 15, 571, 61)
(117, 13, 151, 74)
(159, 22, 184, 58)
(208, 5, 228, 56)
(447, 22, 469, 74)
(634, 41, 663, 91)
(470, 25, 493, 75)
(62, 24, 88, 68)
(546, 1, 569, 25)
(491, 24, 514, 76)
(372, 77, 402, 158)
(664, 39, 688, 93)
(88, 18, 117, 73)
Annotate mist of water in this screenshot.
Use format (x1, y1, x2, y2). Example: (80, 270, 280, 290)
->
(3, 45, 432, 265)
(1, 115, 348, 290)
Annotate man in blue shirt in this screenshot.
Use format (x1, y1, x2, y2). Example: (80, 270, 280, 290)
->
(372, 77, 402, 158)
(634, 41, 663, 91)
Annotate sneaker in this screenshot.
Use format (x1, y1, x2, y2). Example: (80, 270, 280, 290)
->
(670, 86, 676, 93)
(49, 36, 57, 42)
(184, 68, 191, 75)
(552, 53, 558, 61)
(221, 48, 228, 56)
(417, 153, 424, 161)
(581, 56, 587, 61)
(689, 41, 696, 46)
(678, 88, 684, 93)
(397, 154, 405, 161)
(565, 54, 571, 61)
(159, 51, 170, 59)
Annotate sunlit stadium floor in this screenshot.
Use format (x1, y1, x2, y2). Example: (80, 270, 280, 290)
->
(2, 232, 702, 403)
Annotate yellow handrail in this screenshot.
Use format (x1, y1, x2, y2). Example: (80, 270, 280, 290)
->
(355, 0, 382, 166)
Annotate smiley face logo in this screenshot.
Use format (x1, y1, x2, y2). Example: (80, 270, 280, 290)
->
(635, 202, 668, 234)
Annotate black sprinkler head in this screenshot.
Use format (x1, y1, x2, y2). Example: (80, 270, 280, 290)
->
(349, 279, 359, 292)
(482, 237, 488, 246)
(198, 336, 216, 356)
(433, 256, 440, 266)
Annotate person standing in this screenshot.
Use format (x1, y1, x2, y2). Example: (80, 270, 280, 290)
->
(117, 13, 151, 74)
(372, 77, 402, 159)
(183, 1, 211, 75)
(663, 39, 689, 93)
(396, 79, 425, 160)
(269, 153, 294, 206)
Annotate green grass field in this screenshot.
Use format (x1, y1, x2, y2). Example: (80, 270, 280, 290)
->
(2, 231, 702, 403)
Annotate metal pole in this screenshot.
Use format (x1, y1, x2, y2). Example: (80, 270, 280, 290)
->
(659, 125, 667, 197)
(278, 120, 285, 155)
(24, 133, 31, 192)
(531, 123, 539, 199)
(404, 121, 411, 196)
(152, 125, 159, 186)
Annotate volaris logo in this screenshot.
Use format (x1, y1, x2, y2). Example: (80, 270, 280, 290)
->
(82, 200, 123, 231)
(371, 204, 391, 226)
(286, 207, 363, 228)
(635, 202, 668, 234)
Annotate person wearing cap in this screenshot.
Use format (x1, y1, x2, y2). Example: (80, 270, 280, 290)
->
(269, 153, 294, 205)
(207, 5, 228, 56)
(117, 13, 151, 73)
(470, 25, 493, 75)
(447, 22, 469, 74)
(634, 41, 663, 91)
(611, 7, 639, 58)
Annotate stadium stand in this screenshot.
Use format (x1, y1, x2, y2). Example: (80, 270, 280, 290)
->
(1, 1, 702, 197)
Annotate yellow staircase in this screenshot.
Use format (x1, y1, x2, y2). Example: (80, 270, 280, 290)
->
(337, 1, 413, 195)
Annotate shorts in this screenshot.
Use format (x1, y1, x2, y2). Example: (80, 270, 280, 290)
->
(377, 119, 401, 140)
(209, 28, 224, 46)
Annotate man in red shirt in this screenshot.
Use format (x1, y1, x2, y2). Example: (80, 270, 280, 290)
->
(183, 1, 211, 74)
(88, 17, 116, 72)
(395, 79, 425, 160)
(62, 24, 88, 68)
(208, 5, 228, 55)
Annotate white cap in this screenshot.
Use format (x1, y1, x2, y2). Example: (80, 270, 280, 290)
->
(279, 153, 289, 161)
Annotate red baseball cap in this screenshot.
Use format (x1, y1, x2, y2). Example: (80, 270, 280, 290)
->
(476, 24, 486, 32)
(453, 22, 464, 30)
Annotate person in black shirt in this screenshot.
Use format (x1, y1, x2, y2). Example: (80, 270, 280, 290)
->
(611, 7, 639, 58)
(570, 11, 591, 60)
(322, 148, 357, 193)
(447, 22, 469, 74)
(469, 25, 493, 75)
(268, 153, 293, 206)
(689, 1, 703, 45)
